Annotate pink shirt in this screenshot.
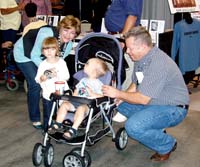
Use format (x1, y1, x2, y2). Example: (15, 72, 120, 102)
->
(20, 0, 52, 27)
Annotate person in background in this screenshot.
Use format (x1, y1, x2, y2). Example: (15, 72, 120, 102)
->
(0, 0, 23, 72)
(63, 0, 93, 23)
(0, 0, 23, 43)
(19, 0, 52, 27)
(102, 26, 189, 162)
(14, 15, 81, 130)
(48, 58, 108, 140)
(91, 0, 111, 32)
(35, 37, 70, 131)
(104, 0, 143, 35)
(22, 2, 47, 36)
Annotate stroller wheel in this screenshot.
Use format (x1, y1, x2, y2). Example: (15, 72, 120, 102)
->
(63, 152, 85, 167)
(71, 147, 91, 167)
(6, 79, 19, 91)
(32, 143, 43, 166)
(44, 143, 54, 167)
(115, 127, 128, 150)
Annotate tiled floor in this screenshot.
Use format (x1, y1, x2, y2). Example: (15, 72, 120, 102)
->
(0, 82, 200, 167)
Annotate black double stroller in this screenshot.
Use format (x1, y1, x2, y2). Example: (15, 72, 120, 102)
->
(32, 33, 129, 167)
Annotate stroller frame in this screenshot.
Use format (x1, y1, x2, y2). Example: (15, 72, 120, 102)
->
(32, 33, 129, 167)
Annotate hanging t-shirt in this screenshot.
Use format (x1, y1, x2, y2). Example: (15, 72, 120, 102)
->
(171, 18, 200, 74)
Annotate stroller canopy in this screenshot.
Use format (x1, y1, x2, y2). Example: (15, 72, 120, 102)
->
(75, 33, 127, 89)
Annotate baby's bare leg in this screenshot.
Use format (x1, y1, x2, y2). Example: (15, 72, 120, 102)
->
(56, 101, 73, 123)
(72, 104, 89, 130)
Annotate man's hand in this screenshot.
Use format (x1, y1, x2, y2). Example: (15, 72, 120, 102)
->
(102, 85, 120, 98)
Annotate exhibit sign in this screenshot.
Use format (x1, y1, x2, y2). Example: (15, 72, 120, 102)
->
(168, 0, 199, 13)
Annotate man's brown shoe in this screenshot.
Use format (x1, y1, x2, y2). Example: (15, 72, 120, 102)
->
(150, 142, 177, 162)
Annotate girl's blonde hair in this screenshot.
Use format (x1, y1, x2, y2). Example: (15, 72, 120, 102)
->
(42, 37, 60, 56)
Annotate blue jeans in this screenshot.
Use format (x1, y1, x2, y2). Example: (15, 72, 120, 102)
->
(16, 61, 41, 122)
(117, 103, 188, 154)
(2, 29, 18, 43)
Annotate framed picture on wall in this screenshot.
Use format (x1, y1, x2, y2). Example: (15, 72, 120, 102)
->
(149, 20, 165, 46)
(59, 16, 65, 22)
(168, 0, 199, 14)
(36, 15, 47, 22)
(47, 16, 59, 26)
(140, 19, 149, 30)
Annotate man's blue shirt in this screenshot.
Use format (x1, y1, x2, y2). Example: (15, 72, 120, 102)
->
(105, 0, 143, 32)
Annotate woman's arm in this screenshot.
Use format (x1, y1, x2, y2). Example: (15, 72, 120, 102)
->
(31, 27, 54, 66)
(0, 3, 24, 15)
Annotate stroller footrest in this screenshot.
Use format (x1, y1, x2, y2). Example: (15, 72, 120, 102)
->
(48, 132, 85, 144)
(87, 126, 110, 145)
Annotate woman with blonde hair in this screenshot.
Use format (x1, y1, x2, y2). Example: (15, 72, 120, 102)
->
(14, 15, 81, 130)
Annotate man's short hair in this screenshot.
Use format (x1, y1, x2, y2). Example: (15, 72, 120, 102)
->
(25, 2, 37, 17)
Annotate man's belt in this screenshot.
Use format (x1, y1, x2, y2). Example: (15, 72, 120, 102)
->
(176, 105, 189, 109)
(108, 31, 120, 35)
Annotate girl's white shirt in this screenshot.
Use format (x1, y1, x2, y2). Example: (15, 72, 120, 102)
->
(35, 58, 70, 100)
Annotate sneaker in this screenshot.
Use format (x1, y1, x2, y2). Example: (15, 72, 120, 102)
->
(32, 122, 43, 129)
(112, 112, 127, 122)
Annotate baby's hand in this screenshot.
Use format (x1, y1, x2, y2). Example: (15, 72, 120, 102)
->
(86, 86, 94, 97)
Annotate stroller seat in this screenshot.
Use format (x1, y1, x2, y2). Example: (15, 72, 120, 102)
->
(48, 65, 115, 144)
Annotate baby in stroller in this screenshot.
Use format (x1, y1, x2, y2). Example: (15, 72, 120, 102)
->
(48, 57, 109, 140)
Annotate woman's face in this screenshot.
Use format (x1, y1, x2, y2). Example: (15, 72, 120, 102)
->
(60, 27, 76, 43)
